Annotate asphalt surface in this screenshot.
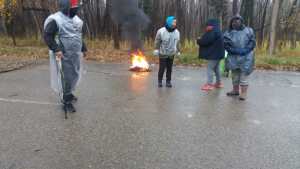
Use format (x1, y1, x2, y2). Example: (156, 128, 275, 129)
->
(0, 62, 299, 169)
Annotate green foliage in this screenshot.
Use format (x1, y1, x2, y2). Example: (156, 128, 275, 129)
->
(177, 52, 206, 66)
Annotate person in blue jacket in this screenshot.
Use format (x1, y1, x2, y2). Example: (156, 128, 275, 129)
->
(197, 18, 225, 91)
(224, 15, 256, 100)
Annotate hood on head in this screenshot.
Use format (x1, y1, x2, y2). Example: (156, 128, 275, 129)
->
(206, 18, 220, 29)
(70, 0, 79, 8)
(59, 0, 81, 15)
(58, 0, 70, 14)
(166, 16, 176, 29)
(229, 15, 245, 30)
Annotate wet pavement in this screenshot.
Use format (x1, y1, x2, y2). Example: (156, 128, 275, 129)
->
(0, 62, 299, 169)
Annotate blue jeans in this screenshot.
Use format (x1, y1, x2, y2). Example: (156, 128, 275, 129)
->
(207, 60, 221, 84)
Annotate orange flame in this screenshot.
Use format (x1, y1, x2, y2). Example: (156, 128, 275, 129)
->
(130, 50, 150, 71)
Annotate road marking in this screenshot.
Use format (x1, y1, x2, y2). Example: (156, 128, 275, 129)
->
(0, 98, 59, 106)
(250, 120, 262, 125)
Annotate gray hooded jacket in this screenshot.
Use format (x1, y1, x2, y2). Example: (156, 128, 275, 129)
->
(155, 27, 180, 58)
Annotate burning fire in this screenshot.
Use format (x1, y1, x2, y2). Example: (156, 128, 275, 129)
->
(129, 50, 151, 72)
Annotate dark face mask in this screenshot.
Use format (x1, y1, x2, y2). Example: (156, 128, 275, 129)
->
(69, 7, 79, 18)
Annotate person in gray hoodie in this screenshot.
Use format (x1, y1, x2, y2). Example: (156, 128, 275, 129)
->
(44, 0, 87, 113)
(154, 16, 180, 88)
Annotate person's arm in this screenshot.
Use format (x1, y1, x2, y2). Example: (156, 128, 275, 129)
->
(81, 24, 88, 53)
(177, 31, 181, 53)
(177, 42, 181, 53)
(224, 33, 241, 55)
(234, 28, 257, 55)
(244, 28, 256, 53)
(154, 29, 162, 50)
(43, 20, 61, 53)
(81, 40, 88, 58)
(197, 31, 218, 47)
(82, 41, 87, 52)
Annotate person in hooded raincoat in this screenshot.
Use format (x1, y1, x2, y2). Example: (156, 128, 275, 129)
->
(197, 18, 225, 91)
(154, 16, 180, 88)
(224, 15, 256, 100)
(43, 0, 87, 112)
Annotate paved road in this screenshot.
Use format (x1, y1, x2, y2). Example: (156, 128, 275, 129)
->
(0, 62, 299, 169)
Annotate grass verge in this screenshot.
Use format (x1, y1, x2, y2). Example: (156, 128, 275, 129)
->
(0, 37, 299, 72)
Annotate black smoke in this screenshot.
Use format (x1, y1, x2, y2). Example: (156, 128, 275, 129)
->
(111, 0, 150, 51)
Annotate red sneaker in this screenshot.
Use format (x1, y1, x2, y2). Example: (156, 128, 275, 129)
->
(214, 82, 224, 88)
(201, 84, 215, 91)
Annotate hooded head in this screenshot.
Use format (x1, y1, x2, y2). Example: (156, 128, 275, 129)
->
(58, 0, 81, 18)
(205, 18, 220, 32)
(165, 16, 177, 32)
(207, 18, 220, 27)
(229, 15, 245, 30)
(70, 0, 79, 8)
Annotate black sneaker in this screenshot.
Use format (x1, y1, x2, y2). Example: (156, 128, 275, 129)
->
(226, 91, 239, 96)
(70, 94, 78, 103)
(63, 94, 77, 104)
(166, 82, 172, 88)
(63, 103, 76, 113)
(158, 82, 163, 88)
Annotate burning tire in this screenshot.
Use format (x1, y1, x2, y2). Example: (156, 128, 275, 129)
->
(129, 50, 151, 72)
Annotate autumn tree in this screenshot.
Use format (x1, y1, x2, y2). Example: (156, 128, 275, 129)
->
(0, 0, 18, 45)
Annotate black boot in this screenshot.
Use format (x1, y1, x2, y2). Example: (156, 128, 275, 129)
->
(63, 103, 76, 113)
(63, 94, 77, 113)
(226, 85, 240, 96)
(166, 81, 172, 88)
(70, 94, 78, 103)
(158, 81, 163, 88)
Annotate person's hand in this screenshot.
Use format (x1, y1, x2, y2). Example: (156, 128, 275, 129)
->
(177, 52, 181, 56)
(235, 48, 250, 56)
(229, 48, 244, 55)
(55, 51, 63, 60)
(83, 52, 88, 59)
(239, 49, 248, 55)
(241, 48, 251, 55)
(205, 26, 214, 32)
(153, 49, 159, 56)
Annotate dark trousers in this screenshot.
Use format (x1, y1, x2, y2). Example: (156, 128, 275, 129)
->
(158, 57, 174, 82)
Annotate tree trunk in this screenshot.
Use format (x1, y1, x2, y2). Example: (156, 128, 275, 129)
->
(10, 19, 17, 46)
(269, 0, 280, 56)
(240, 0, 254, 27)
(290, 0, 299, 49)
(112, 23, 120, 49)
(258, 0, 269, 47)
(232, 0, 239, 15)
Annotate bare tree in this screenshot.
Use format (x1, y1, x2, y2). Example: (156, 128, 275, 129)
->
(0, 0, 298, 51)
(257, 0, 269, 47)
(232, 0, 239, 15)
(240, 0, 255, 27)
(269, 0, 280, 56)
